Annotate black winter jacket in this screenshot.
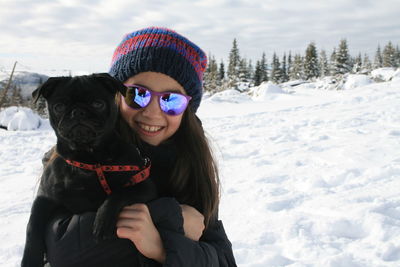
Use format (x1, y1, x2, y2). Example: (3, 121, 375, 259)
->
(43, 142, 237, 267)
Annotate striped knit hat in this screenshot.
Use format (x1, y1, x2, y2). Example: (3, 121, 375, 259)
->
(109, 27, 207, 113)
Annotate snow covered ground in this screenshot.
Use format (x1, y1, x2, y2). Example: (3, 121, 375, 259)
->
(0, 107, 42, 131)
(1, 74, 400, 266)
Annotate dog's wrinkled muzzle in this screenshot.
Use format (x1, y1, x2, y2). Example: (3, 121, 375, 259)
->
(58, 122, 98, 151)
(69, 124, 96, 143)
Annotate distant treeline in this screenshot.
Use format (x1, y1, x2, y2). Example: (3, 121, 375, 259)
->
(1, 40, 399, 113)
(204, 39, 400, 92)
(0, 74, 47, 116)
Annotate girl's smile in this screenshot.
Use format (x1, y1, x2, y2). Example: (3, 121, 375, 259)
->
(137, 122, 164, 134)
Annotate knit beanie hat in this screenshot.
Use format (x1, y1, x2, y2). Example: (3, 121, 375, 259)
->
(109, 27, 207, 113)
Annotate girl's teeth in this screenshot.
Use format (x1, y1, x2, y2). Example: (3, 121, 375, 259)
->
(140, 123, 162, 132)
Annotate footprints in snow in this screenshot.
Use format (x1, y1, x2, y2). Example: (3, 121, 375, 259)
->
(389, 130, 400, 136)
(266, 196, 304, 212)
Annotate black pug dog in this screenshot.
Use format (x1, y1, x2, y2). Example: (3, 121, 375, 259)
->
(21, 73, 157, 267)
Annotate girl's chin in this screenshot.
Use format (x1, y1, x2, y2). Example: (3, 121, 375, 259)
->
(140, 135, 163, 146)
(135, 126, 164, 146)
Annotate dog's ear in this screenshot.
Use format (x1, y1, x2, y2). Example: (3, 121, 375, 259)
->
(92, 73, 127, 96)
(32, 76, 71, 103)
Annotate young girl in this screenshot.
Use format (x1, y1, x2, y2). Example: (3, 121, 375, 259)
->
(44, 27, 236, 266)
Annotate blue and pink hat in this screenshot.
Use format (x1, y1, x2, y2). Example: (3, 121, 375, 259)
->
(109, 27, 207, 113)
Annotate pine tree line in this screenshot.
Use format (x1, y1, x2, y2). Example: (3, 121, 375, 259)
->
(203, 40, 400, 92)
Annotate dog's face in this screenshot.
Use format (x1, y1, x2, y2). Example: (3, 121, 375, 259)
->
(33, 73, 126, 151)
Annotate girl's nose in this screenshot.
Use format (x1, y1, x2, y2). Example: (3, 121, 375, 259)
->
(141, 96, 163, 118)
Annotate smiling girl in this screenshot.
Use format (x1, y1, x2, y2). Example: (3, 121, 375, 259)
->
(45, 27, 236, 267)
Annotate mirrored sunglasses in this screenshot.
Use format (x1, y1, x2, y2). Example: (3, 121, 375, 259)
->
(123, 84, 192, 116)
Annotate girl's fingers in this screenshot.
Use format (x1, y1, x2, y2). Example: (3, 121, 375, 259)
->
(116, 217, 148, 230)
(119, 204, 149, 219)
(116, 227, 138, 239)
(119, 204, 149, 218)
(114, 204, 164, 262)
(119, 209, 145, 219)
(116, 218, 141, 228)
(122, 203, 149, 212)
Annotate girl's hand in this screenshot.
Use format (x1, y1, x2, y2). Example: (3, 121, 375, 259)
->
(180, 204, 205, 241)
(116, 203, 166, 263)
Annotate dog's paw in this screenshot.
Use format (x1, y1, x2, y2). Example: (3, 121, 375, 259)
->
(92, 215, 117, 242)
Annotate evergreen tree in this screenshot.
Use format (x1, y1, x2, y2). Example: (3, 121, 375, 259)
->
(0, 81, 5, 100)
(227, 38, 241, 88)
(319, 49, 329, 77)
(362, 53, 372, 73)
(334, 39, 351, 75)
(10, 84, 23, 106)
(247, 59, 254, 83)
(0, 90, 10, 108)
(374, 45, 383, 68)
(253, 60, 262, 86)
(382, 41, 398, 67)
(203, 53, 219, 93)
(348, 56, 355, 72)
(329, 47, 337, 75)
(290, 54, 304, 80)
(260, 52, 268, 82)
(270, 53, 283, 83)
(396, 46, 400, 67)
(353, 53, 362, 73)
(218, 60, 225, 82)
(287, 52, 293, 79)
(304, 42, 319, 80)
(238, 58, 249, 83)
(281, 53, 289, 82)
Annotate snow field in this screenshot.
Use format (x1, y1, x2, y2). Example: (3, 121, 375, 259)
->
(198, 79, 400, 266)
(1, 75, 400, 266)
(0, 124, 54, 266)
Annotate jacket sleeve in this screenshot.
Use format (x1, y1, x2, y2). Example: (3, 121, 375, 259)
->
(44, 210, 154, 267)
(147, 198, 237, 267)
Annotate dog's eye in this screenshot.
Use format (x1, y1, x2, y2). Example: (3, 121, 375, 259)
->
(91, 100, 105, 110)
(53, 103, 66, 114)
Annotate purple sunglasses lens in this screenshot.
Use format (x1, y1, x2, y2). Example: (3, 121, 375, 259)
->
(124, 87, 151, 109)
(133, 87, 151, 108)
(159, 93, 189, 115)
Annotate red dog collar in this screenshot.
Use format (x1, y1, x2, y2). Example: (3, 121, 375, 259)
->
(65, 159, 151, 195)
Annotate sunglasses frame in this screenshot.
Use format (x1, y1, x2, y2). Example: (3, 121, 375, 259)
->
(123, 84, 192, 116)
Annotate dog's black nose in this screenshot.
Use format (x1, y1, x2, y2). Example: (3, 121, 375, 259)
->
(71, 108, 87, 118)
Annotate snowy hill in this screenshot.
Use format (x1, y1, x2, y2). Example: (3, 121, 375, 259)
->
(1, 72, 400, 266)
(0, 71, 49, 101)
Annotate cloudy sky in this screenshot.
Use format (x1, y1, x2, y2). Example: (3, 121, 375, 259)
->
(1, 0, 399, 75)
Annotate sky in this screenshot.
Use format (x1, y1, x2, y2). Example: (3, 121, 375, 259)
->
(1, 0, 400, 75)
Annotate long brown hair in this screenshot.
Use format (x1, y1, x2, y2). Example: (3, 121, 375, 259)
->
(115, 94, 220, 227)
